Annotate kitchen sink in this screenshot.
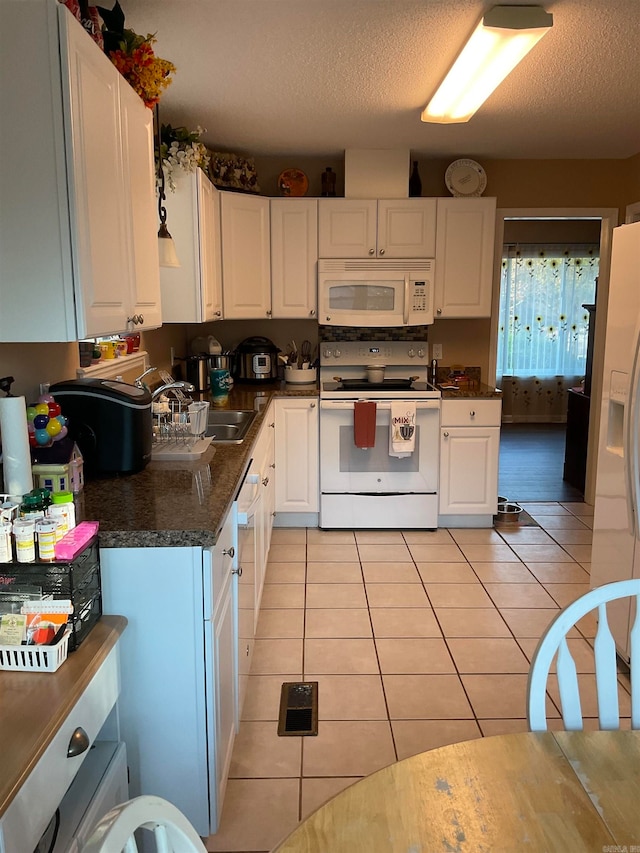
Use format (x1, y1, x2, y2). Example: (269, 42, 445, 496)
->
(205, 409, 257, 443)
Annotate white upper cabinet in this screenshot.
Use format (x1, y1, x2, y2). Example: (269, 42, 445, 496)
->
(434, 197, 497, 318)
(221, 193, 271, 319)
(160, 169, 223, 323)
(120, 82, 163, 330)
(270, 198, 318, 319)
(318, 198, 437, 258)
(0, 0, 161, 341)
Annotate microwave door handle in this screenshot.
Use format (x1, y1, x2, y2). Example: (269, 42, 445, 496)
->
(403, 275, 410, 325)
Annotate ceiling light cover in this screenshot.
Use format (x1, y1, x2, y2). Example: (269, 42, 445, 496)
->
(158, 223, 180, 268)
(422, 5, 553, 124)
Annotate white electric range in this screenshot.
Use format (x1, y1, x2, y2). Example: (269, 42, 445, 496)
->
(319, 341, 441, 529)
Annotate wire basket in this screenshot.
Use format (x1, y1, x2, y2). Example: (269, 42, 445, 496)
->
(152, 398, 210, 452)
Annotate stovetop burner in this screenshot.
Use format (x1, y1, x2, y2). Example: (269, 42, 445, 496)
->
(335, 378, 418, 391)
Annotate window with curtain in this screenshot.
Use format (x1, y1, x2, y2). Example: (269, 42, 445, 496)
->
(497, 244, 599, 422)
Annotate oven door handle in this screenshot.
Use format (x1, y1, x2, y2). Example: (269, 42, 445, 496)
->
(403, 274, 410, 325)
(320, 400, 441, 411)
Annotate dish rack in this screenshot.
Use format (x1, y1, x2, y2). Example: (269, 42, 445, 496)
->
(151, 378, 211, 461)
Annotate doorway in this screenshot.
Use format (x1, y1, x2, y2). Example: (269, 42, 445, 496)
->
(489, 208, 618, 505)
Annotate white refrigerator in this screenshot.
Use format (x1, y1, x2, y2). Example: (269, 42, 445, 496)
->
(591, 220, 640, 660)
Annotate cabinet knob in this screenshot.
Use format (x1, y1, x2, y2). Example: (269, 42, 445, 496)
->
(436, 308, 442, 315)
(269, 422, 275, 428)
(310, 402, 316, 408)
(266, 310, 272, 317)
(470, 410, 476, 418)
(270, 462, 276, 469)
(67, 726, 90, 758)
(379, 248, 385, 256)
(262, 476, 270, 487)
(444, 431, 450, 438)
(325, 316, 331, 322)
(309, 309, 316, 317)
(223, 546, 235, 558)
(232, 566, 243, 576)
(368, 248, 375, 255)
(214, 310, 222, 317)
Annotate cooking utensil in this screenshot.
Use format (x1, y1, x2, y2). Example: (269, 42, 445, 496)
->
(300, 340, 312, 368)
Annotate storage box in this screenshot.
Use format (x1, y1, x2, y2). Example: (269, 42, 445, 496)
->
(0, 629, 70, 672)
(344, 149, 409, 198)
(0, 537, 101, 651)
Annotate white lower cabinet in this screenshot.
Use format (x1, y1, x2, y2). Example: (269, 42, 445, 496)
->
(439, 399, 502, 527)
(275, 397, 319, 524)
(0, 645, 123, 853)
(99, 507, 239, 837)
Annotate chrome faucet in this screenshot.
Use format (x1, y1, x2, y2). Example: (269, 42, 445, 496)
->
(134, 367, 195, 399)
(150, 380, 195, 400)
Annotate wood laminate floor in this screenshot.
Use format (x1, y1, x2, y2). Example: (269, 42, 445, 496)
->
(499, 423, 585, 503)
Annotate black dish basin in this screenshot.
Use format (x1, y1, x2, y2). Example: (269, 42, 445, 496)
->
(205, 410, 257, 443)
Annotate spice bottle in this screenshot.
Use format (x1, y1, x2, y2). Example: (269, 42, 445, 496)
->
(321, 167, 336, 197)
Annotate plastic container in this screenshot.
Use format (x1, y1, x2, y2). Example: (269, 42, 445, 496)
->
(0, 629, 70, 672)
(50, 491, 77, 531)
(284, 366, 317, 385)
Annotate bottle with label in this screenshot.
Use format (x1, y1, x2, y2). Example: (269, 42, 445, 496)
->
(409, 161, 422, 197)
(321, 167, 336, 197)
(13, 519, 36, 563)
(49, 491, 77, 534)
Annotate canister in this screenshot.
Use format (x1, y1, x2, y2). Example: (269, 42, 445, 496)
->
(210, 368, 231, 407)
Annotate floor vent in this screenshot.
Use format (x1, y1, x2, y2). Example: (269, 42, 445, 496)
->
(278, 682, 318, 736)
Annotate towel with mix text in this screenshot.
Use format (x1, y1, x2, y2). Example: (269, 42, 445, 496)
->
(389, 402, 416, 458)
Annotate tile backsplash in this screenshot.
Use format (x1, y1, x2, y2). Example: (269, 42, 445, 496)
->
(319, 325, 430, 342)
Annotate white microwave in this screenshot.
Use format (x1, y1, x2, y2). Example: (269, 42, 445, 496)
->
(318, 259, 435, 327)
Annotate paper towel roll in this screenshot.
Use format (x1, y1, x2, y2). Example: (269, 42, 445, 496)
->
(0, 396, 33, 498)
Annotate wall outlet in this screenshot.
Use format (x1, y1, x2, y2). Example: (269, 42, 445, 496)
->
(432, 344, 443, 360)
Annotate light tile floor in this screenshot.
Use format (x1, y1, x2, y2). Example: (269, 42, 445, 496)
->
(205, 501, 631, 853)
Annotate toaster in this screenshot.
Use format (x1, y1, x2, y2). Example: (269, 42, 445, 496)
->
(49, 378, 152, 475)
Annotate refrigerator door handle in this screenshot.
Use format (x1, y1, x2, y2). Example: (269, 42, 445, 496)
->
(624, 329, 640, 537)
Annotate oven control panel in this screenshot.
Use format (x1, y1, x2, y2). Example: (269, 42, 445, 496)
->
(321, 341, 427, 364)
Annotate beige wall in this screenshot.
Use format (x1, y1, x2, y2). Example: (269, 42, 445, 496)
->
(0, 325, 187, 404)
(2, 153, 638, 398)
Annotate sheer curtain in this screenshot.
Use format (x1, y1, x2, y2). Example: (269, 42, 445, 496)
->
(497, 244, 599, 422)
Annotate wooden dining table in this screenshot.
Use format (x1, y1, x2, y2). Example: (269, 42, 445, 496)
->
(272, 730, 640, 852)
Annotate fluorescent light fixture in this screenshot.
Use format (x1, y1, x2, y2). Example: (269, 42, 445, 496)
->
(422, 5, 553, 124)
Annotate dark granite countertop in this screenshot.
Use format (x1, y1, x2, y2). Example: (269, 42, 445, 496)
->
(438, 382, 502, 399)
(76, 381, 318, 550)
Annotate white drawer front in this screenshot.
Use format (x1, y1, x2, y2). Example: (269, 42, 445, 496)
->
(1, 645, 120, 853)
(441, 399, 501, 427)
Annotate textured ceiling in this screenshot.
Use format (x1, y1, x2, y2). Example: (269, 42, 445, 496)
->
(124, 0, 640, 160)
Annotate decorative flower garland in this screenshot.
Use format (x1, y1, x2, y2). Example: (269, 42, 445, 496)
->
(98, 1, 175, 108)
(158, 124, 210, 192)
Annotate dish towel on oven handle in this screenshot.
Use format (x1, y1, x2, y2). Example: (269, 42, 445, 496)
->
(389, 401, 416, 458)
(354, 401, 377, 449)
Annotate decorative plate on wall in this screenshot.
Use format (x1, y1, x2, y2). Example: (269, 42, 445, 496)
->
(445, 159, 487, 197)
(278, 168, 309, 197)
